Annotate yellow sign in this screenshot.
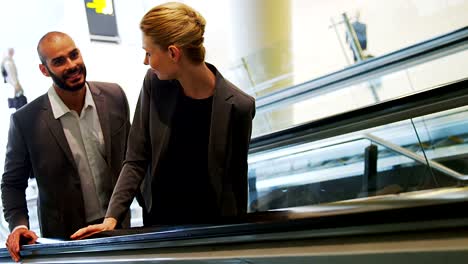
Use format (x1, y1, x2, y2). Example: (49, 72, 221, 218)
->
(86, 0, 114, 15)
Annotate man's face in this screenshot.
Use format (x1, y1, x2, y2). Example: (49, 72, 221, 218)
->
(39, 36, 87, 92)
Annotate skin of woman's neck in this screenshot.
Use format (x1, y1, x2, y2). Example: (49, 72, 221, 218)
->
(177, 61, 215, 99)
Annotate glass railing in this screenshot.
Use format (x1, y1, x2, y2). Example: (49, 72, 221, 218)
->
(248, 78, 468, 212)
(227, 0, 468, 104)
(243, 26, 468, 137)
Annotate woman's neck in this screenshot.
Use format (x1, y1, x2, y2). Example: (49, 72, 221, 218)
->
(177, 62, 216, 99)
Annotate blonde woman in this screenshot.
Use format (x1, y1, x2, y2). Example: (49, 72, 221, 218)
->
(72, 2, 255, 239)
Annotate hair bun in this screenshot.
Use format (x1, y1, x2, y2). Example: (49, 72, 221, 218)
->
(141, 2, 207, 64)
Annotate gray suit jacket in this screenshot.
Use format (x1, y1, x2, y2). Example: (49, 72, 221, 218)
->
(1, 82, 130, 239)
(106, 64, 255, 224)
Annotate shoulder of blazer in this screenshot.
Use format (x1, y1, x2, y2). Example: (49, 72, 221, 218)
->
(224, 78, 255, 105)
(87, 81, 123, 96)
(209, 62, 255, 108)
(7, 93, 49, 137)
(87, 81, 129, 111)
(217, 75, 255, 116)
(13, 93, 49, 120)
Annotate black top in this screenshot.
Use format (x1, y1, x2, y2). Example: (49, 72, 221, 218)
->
(146, 91, 218, 225)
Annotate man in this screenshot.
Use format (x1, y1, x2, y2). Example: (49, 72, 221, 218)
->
(1, 48, 27, 109)
(1, 31, 130, 262)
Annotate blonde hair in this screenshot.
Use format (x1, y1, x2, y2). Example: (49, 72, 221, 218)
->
(140, 2, 206, 64)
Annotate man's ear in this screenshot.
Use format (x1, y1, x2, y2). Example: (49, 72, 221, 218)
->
(39, 64, 50, 77)
(168, 45, 181, 62)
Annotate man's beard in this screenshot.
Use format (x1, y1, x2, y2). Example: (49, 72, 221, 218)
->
(47, 64, 87, 92)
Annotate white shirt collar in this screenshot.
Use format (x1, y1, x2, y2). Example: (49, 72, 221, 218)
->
(48, 83, 95, 119)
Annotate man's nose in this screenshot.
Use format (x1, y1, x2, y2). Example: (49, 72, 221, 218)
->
(64, 58, 78, 69)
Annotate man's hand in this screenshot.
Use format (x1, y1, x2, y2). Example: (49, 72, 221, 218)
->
(5, 227, 38, 262)
(70, 217, 117, 240)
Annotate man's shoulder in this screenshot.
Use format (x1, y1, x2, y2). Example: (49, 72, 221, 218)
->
(12, 94, 48, 123)
(1, 57, 13, 65)
(88, 81, 122, 93)
(88, 82, 129, 118)
(88, 81, 127, 100)
(15, 94, 47, 114)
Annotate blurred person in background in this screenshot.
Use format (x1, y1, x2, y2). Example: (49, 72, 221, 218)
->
(1, 48, 27, 110)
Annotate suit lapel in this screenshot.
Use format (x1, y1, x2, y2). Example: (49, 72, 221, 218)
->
(209, 74, 233, 200)
(42, 95, 77, 170)
(89, 82, 112, 165)
(141, 81, 178, 212)
(155, 82, 179, 165)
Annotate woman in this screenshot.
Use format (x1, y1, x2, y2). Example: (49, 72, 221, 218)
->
(71, 2, 255, 239)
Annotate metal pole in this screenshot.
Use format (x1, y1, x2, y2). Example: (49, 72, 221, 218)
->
(365, 133, 468, 181)
(342, 12, 364, 62)
(330, 17, 352, 65)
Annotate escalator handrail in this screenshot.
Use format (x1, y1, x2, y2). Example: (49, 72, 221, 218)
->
(3, 198, 468, 259)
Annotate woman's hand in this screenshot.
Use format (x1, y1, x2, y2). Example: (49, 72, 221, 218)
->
(70, 217, 117, 240)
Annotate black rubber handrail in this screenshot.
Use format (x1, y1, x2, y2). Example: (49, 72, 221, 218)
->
(2, 196, 468, 258)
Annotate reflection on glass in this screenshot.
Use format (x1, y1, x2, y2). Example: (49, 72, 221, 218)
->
(227, 1, 468, 102)
(291, 1, 468, 86)
(248, 105, 468, 212)
(251, 47, 468, 138)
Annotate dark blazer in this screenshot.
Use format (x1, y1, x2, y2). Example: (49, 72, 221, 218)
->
(1, 82, 130, 239)
(106, 64, 256, 223)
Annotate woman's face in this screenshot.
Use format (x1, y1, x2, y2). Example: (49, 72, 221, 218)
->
(142, 34, 177, 80)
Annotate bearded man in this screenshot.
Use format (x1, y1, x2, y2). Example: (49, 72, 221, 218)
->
(1, 31, 131, 262)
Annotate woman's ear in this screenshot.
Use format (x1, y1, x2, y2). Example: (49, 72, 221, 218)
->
(168, 45, 181, 62)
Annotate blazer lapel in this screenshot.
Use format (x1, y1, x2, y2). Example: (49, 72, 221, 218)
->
(42, 95, 77, 170)
(208, 75, 233, 202)
(141, 81, 179, 212)
(89, 83, 112, 165)
(154, 81, 179, 167)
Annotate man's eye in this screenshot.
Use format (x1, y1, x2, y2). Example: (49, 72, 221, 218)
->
(70, 51, 79, 59)
(146, 52, 151, 57)
(52, 58, 65, 66)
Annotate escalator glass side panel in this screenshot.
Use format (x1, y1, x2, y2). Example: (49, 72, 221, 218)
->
(252, 49, 468, 138)
(248, 104, 468, 212)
